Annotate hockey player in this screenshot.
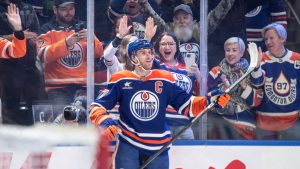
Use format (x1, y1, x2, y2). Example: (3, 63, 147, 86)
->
(0, 3, 26, 59)
(89, 39, 231, 169)
(251, 23, 300, 139)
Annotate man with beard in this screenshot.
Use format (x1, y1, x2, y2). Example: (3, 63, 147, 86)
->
(0, 0, 45, 125)
(170, 4, 200, 66)
(37, 0, 103, 120)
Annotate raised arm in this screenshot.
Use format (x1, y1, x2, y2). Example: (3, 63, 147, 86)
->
(103, 15, 132, 74)
(6, 3, 22, 31)
(0, 3, 26, 59)
(144, 16, 157, 41)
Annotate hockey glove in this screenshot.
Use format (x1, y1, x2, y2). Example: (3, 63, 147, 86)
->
(206, 89, 231, 109)
(99, 115, 119, 141)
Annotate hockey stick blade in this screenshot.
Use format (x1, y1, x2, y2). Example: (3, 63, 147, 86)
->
(140, 43, 259, 169)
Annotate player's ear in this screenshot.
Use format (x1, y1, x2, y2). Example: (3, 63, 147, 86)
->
(128, 56, 136, 67)
(130, 54, 138, 64)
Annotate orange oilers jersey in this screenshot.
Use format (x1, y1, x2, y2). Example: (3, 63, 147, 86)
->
(0, 34, 26, 59)
(36, 30, 103, 90)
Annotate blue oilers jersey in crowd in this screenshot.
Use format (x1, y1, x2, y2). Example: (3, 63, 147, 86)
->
(92, 70, 206, 152)
(245, 0, 287, 49)
(251, 50, 300, 131)
(160, 62, 197, 125)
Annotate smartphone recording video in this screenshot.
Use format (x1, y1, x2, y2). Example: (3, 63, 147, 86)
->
(184, 52, 196, 72)
(74, 22, 85, 32)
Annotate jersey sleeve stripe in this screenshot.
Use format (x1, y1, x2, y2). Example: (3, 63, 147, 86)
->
(177, 99, 191, 115)
(1, 42, 10, 58)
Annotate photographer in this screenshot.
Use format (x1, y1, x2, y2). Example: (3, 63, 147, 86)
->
(36, 0, 103, 115)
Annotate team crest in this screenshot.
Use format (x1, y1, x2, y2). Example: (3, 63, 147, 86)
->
(179, 43, 200, 64)
(130, 90, 159, 121)
(265, 72, 297, 105)
(172, 73, 193, 93)
(60, 43, 83, 68)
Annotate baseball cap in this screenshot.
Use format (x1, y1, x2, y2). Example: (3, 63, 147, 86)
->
(55, 0, 75, 7)
(173, 4, 193, 16)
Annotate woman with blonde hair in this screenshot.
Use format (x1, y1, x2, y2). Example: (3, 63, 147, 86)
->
(207, 37, 258, 140)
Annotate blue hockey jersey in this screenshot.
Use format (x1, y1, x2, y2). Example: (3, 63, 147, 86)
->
(245, 0, 287, 49)
(90, 69, 207, 152)
(251, 50, 300, 131)
(160, 62, 198, 126)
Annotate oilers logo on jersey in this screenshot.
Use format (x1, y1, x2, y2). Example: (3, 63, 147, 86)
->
(60, 43, 83, 68)
(130, 90, 159, 121)
(172, 72, 192, 93)
(179, 43, 200, 64)
(265, 73, 297, 105)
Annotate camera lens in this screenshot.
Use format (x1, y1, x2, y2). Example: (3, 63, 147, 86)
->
(64, 106, 79, 121)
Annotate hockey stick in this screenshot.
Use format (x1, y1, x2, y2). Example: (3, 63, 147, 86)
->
(139, 43, 259, 169)
(224, 42, 259, 94)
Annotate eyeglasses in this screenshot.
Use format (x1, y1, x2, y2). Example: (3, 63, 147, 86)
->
(160, 42, 176, 47)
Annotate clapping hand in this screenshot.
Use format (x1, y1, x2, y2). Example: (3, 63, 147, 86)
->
(118, 15, 132, 38)
(145, 17, 157, 41)
(6, 3, 22, 31)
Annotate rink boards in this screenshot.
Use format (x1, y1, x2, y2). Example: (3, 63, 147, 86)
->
(1, 140, 300, 169)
